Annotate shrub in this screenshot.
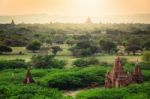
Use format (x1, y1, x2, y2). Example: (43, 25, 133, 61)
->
(76, 88, 127, 99)
(0, 59, 27, 70)
(0, 45, 12, 54)
(40, 67, 106, 90)
(31, 55, 66, 69)
(142, 51, 150, 62)
(76, 82, 150, 99)
(140, 62, 150, 70)
(73, 58, 99, 67)
(123, 93, 148, 99)
(26, 41, 41, 53)
(0, 84, 64, 99)
(73, 59, 87, 67)
(99, 62, 112, 67)
(120, 58, 128, 65)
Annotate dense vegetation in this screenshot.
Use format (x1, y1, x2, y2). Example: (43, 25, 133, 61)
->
(76, 82, 150, 99)
(0, 23, 150, 99)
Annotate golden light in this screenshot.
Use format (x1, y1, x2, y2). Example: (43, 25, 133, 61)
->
(74, 0, 105, 16)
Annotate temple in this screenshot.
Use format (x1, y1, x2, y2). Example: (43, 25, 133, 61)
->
(104, 57, 143, 88)
(11, 19, 15, 25)
(85, 17, 93, 24)
(23, 69, 35, 84)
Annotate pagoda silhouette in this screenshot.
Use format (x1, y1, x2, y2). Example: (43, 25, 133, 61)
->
(104, 57, 143, 88)
(85, 17, 93, 24)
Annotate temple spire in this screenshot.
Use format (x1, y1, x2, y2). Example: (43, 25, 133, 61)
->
(85, 17, 93, 24)
(11, 19, 15, 25)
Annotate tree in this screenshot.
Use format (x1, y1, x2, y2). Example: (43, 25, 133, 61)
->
(0, 45, 12, 54)
(126, 38, 142, 55)
(143, 40, 150, 50)
(51, 46, 62, 55)
(142, 51, 150, 63)
(99, 40, 117, 54)
(26, 41, 41, 53)
(125, 45, 142, 55)
(70, 40, 100, 57)
(66, 39, 75, 46)
(31, 55, 65, 69)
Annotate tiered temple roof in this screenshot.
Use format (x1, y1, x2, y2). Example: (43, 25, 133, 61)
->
(104, 57, 143, 88)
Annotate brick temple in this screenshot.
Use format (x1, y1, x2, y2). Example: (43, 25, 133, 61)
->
(104, 57, 143, 88)
(23, 69, 35, 84)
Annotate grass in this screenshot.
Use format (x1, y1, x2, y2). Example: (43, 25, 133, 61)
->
(0, 54, 32, 62)
(0, 46, 142, 68)
(0, 54, 142, 68)
(11, 47, 27, 54)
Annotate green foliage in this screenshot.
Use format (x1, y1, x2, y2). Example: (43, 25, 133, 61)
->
(26, 41, 41, 53)
(31, 55, 66, 69)
(0, 45, 12, 54)
(126, 45, 142, 55)
(140, 62, 150, 70)
(73, 58, 99, 67)
(0, 84, 64, 99)
(70, 40, 100, 57)
(73, 58, 87, 67)
(76, 82, 150, 99)
(0, 59, 27, 70)
(51, 46, 63, 55)
(123, 93, 148, 99)
(143, 40, 150, 50)
(99, 40, 117, 54)
(120, 58, 128, 65)
(40, 66, 106, 90)
(142, 51, 150, 62)
(76, 88, 127, 99)
(126, 37, 142, 55)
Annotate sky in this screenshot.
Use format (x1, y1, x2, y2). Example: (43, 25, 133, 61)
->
(0, 0, 150, 16)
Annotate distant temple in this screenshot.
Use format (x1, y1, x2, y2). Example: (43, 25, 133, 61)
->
(104, 57, 143, 88)
(23, 69, 35, 84)
(85, 17, 93, 24)
(11, 19, 15, 25)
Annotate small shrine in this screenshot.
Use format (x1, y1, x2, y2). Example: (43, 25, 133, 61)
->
(23, 69, 35, 84)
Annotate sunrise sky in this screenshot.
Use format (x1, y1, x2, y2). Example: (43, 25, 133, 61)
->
(0, 0, 150, 16)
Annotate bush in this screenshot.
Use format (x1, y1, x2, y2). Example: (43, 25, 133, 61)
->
(142, 51, 150, 62)
(123, 93, 148, 99)
(0, 84, 64, 99)
(26, 41, 41, 53)
(0, 59, 27, 70)
(31, 55, 66, 69)
(40, 67, 106, 90)
(76, 88, 127, 99)
(73, 59, 87, 67)
(120, 58, 128, 65)
(76, 82, 150, 99)
(0, 45, 12, 54)
(73, 58, 99, 67)
(140, 62, 150, 70)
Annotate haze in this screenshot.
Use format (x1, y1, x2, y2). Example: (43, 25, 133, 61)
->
(0, 0, 150, 23)
(0, 0, 150, 16)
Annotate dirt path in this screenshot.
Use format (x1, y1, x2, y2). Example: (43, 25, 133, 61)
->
(64, 87, 100, 98)
(64, 90, 80, 98)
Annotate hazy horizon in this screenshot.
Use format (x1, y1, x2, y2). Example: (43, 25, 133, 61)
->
(0, 0, 150, 23)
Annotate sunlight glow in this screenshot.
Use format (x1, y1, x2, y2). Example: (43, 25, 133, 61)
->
(74, 0, 105, 16)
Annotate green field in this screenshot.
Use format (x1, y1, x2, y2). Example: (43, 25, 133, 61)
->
(0, 47, 142, 69)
